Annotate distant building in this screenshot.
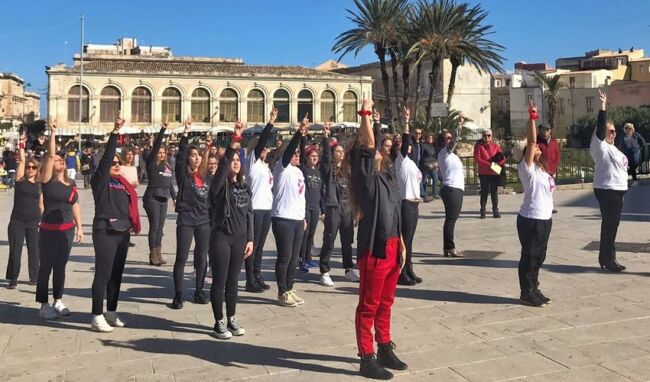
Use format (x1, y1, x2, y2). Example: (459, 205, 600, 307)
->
(490, 73, 511, 137)
(0, 72, 40, 126)
(47, 38, 372, 133)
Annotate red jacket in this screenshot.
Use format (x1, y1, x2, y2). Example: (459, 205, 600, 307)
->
(474, 141, 506, 175)
(537, 136, 560, 176)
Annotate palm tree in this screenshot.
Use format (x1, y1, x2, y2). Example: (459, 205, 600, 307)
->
(533, 72, 564, 130)
(333, 0, 406, 120)
(446, 3, 505, 107)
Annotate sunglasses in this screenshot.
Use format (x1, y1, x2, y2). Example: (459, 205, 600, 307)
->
(483, 134, 492, 137)
(608, 129, 616, 134)
(26, 165, 38, 170)
(112, 161, 123, 166)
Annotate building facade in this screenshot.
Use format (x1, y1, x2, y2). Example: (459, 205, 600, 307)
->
(47, 38, 372, 133)
(0, 73, 40, 126)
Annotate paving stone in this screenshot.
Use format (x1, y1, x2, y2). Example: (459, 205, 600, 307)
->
(538, 340, 650, 368)
(516, 364, 632, 381)
(602, 355, 650, 382)
(450, 353, 566, 382)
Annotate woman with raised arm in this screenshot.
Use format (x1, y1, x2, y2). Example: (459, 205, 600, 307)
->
(143, 122, 176, 266)
(35, 121, 83, 320)
(437, 121, 465, 258)
(90, 118, 141, 332)
(318, 122, 358, 287)
(272, 115, 308, 307)
(244, 109, 277, 293)
(208, 121, 254, 339)
(393, 106, 423, 286)
(5, 133, 42, 289)
(298, 125, 324, 274)
(170, 118, 212, 309)
(349, 101, 407, 380)
(590, 90, 629, 272)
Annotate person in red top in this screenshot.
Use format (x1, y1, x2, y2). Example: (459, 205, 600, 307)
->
(473, 129, 506, 218)
(537, 125, 560, 176)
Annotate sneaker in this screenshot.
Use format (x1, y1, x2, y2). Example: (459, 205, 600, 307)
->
(227, 316, 245, 336)
(520, 290, 545, 307)
(104, 311, 125, 327)
(7, 280, 17, 289)
(53, 300, 71, 316)
(534, 289, 552, 304)
(194, 290, 209, 304)
(170, 294, 184, 309)
(289, 290, 304, 305)
(91, 314, 114, 332)
(360, 354, 393, 380)
(212, 319, 232, 340)
(306, 260, 318, 268)
(255, 275, 270, 290)
(278, 291, 298, 307)
(39, 303, 58, 320)
(320, 273, 334, 287)
(299, 262, 310, 273)
(345, 269, 360, 282)
(631, 180, 639, 187)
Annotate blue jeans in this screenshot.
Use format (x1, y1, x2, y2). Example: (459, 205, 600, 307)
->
(420, 168, 439, 198)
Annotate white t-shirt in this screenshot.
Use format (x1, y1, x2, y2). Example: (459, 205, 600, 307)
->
(518, 161, 555, 220)
(395, 155, 422, 200)
(589, 134, 629, 191)
(271, 160, 306, 220)
(438, 149, 465, 190)
(248, 151, 274, 210)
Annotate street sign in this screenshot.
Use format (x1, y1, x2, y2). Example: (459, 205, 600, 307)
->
(431, 103, 448, 117)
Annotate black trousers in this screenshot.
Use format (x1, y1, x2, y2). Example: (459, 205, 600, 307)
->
(143, 195, 168, 249)
(479, 174, 499, 211)
(272, 217, 304, 294)
(210, 229, 246, 321)
(91, 226, 130, 315)
(35, 228, 74, 304)
(400, 200, 419, 276)
(299, 208, 320, 263)
(174, 223, 210, 296)
(319, 205, 354, 274)
(517, 215, 552, 292)
(245, 209, 271, 283)
(594, 188, 626, 264)
(6, 218, 40, 281)
(440, 186, 464, 250)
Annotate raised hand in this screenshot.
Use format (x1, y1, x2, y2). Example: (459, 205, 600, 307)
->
(269, 108, 278, 124)
(49, 119, 58, 133)
(323, 121, 331, 137)
(162, 121, 169, 129)
(234, 120, 245, 137)
(361, 99, 373, 112)
(372, 109, 381, 124)
(299, 113, 310, 136)
(598, 88, 607, 110)
(114, 117, 125, 133)
(184, 116, 193, 133)
(400, 105, 410, 124)
(206, 133, 213, 146)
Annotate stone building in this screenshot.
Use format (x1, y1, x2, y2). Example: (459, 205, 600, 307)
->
(46, 38, 372, 133)
(0, 73, 40, 125)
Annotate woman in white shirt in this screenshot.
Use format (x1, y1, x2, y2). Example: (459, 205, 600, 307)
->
(437, 127, 465, 258)
(517, 103, 555, 307)
(589, 90, 628, 272)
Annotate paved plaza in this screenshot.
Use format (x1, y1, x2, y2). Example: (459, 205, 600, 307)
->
(0, 183, 649, 382)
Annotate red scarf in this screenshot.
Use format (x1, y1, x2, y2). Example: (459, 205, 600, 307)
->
(116, 175, 141, 234)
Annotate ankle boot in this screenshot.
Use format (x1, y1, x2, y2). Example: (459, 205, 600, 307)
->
(377, 342, 408, 371)
(256, 274, 270, 290)
(360, 354, 393, 380)
(149, 248, 162, 266)
(156, 246, 167, 265)
(480, 209, 486, 219)
(406, 263, 422, 284)
(493, 209, 501, 218)
(397, 272, 416, 286)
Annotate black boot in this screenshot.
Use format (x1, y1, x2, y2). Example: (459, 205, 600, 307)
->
(480, 209, 486, 219)
(600, 259, 626, 272)
(493, 208, 501, 218)
(377, 342, 408, 371)
(170, 294, 184, 309)
(194, 290, 210, 304)
(406, 264, 422, 284)
(360, 354, 393, 380)
(256, 274, 271, 290)
(246, 279, 264, 293)
(397, 272, 416, 286)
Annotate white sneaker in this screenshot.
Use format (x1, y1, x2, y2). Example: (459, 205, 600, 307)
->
(52, 300, 71, 316)
(345, 269, 360, 282)
(39, 303, 58, 320)
(104, 311, 125, 327)
(631, 180, 639, 187)
(91, 314, 114, 332)
(320, 273, 334, 287)
(212, 319, 232, 340)
(227, 316, 245, 336)
(289, 290, 304, 305)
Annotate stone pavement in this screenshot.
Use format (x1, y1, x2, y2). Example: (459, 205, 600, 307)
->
(1, 183, 649, 382)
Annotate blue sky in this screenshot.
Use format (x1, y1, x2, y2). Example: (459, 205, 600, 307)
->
(2, 0, 649, 114)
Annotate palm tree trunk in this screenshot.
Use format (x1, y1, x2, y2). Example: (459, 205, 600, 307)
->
(389, 49, 401, 117)
(376, 46, 392, 120)
(426, 57, 440, 124)
(401, 58, 411, 109)
(413, 60, 423, 120)
(446, 59, 460, 107)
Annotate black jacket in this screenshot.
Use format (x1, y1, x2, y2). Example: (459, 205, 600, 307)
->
(90, 132, 129, 222)
(144, 127, 176, 200)
(174, 135, 210, 214)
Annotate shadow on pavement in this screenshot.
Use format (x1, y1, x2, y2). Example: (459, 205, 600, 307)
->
(318, 286, 520, 305)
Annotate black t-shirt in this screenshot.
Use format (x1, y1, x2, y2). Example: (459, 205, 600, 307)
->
(301, 165, 322, 212)
(333, 167, 350, 206)
(42, 180, 77, 225)
(221, 183, 251, 236)
(11, 180, 41, 223)
(177, 173, 212, 226)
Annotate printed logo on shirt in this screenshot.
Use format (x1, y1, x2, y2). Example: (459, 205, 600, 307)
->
(232, 186, 250, 208)
(306, 173, 322, 190)
(548, 175, 556, 192)
(298, 178, 305, 194)
(160, 166, 173, 177)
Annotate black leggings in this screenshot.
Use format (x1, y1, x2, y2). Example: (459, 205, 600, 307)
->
(143, 195, 168, 249)
(299, 208, 320, 263)
(174, 223, 210, 296)
(594, 188, 626, 264)
(517, 215, 552, 292)
(91, 225, 130, 315)
(319, 205, 354, 274)
(400, 200, 419, 276)
(479, 174, 499, 211)
(210, 230, 246, 321)
(35, 228, 74, 304)
(440, 186, 464, 250)
(6, 219, 39, 281)
(245, 209, 271, 283)
(272, 217, 304, 294)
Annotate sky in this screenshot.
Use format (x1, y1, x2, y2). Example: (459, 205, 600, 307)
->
(2, 0, 649, 116)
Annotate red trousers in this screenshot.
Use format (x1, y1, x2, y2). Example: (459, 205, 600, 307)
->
(355, 237, 401, 356)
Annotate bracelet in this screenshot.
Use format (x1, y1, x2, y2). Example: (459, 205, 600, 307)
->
(529, 112, 539, 121)
(231, 134, 243, 143)
(358, 110, 372, 117)
(19, 143, 25, 150)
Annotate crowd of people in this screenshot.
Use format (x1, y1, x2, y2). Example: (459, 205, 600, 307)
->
(2, 91, 639, 380)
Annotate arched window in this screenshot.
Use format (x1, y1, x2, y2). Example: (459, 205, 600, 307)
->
(100, 86, 121, 123)
(343, 91, 359, 122)
(131, 87, 152, 123)
(191, 88, 210, 123)
(219, 88, 238, 123)
(272, 89, 290, 123)
(297, 89, 313, 122)
(161, 87, 181, 123)
(247, 89, 265, 123)
(67, 85, 89, 122)
(320, 90, 336, 123)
